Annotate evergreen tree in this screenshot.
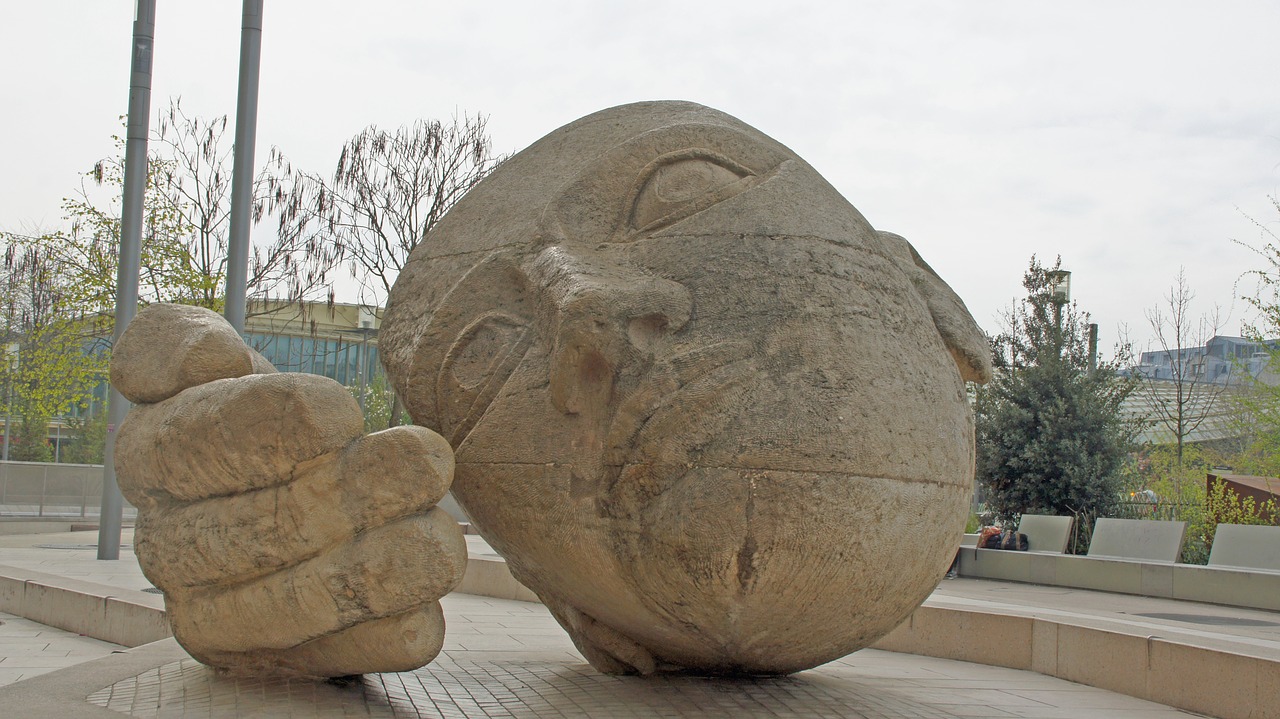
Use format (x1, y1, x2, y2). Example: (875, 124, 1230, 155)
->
(62, 411, 108, 465)
(10, 408, 52, 462)
(976, 257, 1137, 529)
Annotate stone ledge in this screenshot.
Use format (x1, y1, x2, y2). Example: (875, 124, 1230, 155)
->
(876, 602, 1280, 719)
(0, 564, 168, 647)
(956, 546, 1280, 612)
(454, 555, 540, 603)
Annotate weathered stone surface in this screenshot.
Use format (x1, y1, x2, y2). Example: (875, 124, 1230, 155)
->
(111, 303, 258, 403)
(379, 101, 992, 675)
(112, 304, 465, 679)
(111, 101, 990, 680)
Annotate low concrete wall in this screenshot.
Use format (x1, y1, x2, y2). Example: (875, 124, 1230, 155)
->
(454, 555, 540, 603)
(956, 546, 1280, 612)
(876, 603, 1280, 719)
(0, 519, 80, 535)
(0, 564, 169, 647)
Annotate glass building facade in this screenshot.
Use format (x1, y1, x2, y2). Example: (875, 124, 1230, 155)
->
(245, 332, 381, 386)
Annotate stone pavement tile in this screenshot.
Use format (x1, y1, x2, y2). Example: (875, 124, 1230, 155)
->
(1, 655, 107, 668)
(440, 650, 584, 664)
(932, 705, 1020, 717)
(0, 646, 70, 657)
(0, 533, 1227, 716)
(82, 643, 1191, 719)
(900, 688, 1057, 708)
(476, 624, 565, 636)
(0, 609, 124, 688)
(995, 709, 1205, 719)
(1006, 689, 1179, 711)
(898, 677, 1094, 691)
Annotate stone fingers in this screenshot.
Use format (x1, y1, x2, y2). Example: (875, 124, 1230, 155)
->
(111, 303, 274, 404)
(184, 603, 448, 679)
(132, 426, 455, 590)
(167, 508, 466, 655)
(116, 373, 365, 508)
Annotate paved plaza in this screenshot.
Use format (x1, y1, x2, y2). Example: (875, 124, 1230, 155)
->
(5, 593, 1204, 718)
(4, 527, 1272, 717)
(0, 611, 123, 687)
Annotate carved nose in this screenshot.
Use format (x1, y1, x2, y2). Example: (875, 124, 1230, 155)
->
(525, 245, 692, 416)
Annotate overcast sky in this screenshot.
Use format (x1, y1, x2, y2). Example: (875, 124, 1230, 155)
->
(4, 1, 1279, 355)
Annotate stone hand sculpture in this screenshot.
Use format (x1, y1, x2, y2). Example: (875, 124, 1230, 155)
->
(111, 303, 466, 679)
(378, 101, 992, 675)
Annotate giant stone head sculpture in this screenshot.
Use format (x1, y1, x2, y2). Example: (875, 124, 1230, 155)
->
(379, 101, 991, 676)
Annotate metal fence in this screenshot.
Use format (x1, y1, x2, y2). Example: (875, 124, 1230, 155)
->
(1110, 500, 1197, 522)
(0, 460, 136, 519)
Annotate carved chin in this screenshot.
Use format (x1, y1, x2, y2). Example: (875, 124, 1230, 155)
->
(595, 466, 968, 674)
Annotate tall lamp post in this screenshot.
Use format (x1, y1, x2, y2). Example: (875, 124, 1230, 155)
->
(1048, 269, 1071, 330)
(98, 0, 155, 561)
(223, 0, 264, 335)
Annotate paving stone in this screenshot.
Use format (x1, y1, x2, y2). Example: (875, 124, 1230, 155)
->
(70, 594, 1196, 719)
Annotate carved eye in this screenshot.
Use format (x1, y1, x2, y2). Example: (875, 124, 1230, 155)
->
(621, 150, 760, 238)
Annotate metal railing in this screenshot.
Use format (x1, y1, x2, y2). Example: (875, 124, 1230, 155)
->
(1110, 500, 1197, 522)
(0, 460, 137, 519)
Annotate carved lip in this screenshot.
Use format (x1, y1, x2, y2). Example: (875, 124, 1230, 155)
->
(602, 340, 756, 482)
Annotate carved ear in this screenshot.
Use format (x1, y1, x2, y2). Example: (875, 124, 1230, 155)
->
(407, 252, 534, 446)
(878, 231, 993, 384)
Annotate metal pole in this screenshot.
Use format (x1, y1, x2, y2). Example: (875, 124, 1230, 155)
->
(224, 0, 264, 335)
(2, 397, 10, 462)
(99, 0, 155, 561)
(357, 334, 368, 412)
(3, 344, 16, 462)
(1088, 323, 1099, 375)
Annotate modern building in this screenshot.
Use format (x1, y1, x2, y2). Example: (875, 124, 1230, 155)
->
(1135, 335, 1278, 385)
(242, 300, 383, 388)
(1126, 336, 1280, 446)
(22, 300, 385, 462)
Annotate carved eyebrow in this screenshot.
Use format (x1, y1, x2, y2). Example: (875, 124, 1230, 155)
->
(610, 149, 766, 242)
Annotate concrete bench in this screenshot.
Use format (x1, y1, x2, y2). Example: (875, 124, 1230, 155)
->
(1087, 518, 1186, 563)
(1208, 524, 1280, 572)
(1016, 514, 1073, 553)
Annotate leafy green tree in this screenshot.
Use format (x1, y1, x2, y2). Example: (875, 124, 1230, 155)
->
(976, 257, 1138, 535)
(62, 411, 108, 465)
(10, 415, 52, 462)
(0, 245, 109, 454)
(348, 370, 401, 433)
(0, 100, 342, 462)
(1230, 194, 1280, 475)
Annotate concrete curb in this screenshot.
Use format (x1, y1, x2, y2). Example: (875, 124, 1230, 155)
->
(0, 563, 169, 647)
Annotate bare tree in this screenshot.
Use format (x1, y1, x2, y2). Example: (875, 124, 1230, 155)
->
(15, 98, 343, 316)
(1137, 268, 1230, 466)
(262, 114, 502, 425)
(147, 99, 342, 310)
(263, 114, 500, 305)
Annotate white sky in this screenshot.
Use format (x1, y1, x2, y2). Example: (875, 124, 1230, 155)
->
(3, 1, 1279, 355)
